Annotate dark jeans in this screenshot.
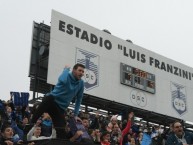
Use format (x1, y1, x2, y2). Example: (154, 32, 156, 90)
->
(31, 95, 66, 139)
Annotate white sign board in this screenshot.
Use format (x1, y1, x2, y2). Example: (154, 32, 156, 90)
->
(48, 10, 193, 122)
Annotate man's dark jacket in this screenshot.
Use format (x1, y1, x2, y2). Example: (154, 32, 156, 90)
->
(166, 131, 193, 145)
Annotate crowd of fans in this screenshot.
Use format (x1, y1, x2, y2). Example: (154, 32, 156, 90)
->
(0, 97, 192, 145)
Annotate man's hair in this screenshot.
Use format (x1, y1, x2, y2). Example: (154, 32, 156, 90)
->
(1, 121, 11, 133)
(172, 120, 181, 128)
(100, 131, 110, 141)
(81, 117, 89, 121)
(73, 63, 85, 70)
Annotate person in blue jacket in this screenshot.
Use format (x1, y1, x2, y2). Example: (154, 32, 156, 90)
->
(166, 121, 193, 145)
(141, 128, 152, 145)
(31, 63, 85, 139)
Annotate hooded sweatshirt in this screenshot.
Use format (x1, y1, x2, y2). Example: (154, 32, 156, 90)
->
(47, 68, 84, 116)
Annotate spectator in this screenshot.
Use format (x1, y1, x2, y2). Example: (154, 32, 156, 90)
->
(90, 112, 100, 129)
(107, 115, 118, 132)
(68, 117, 92, 143)
(40, 113, 53, 137)
(18, 116, 30, 141)
(137, 132, 143, 145)
(89, 129, 101, 144)
(120, 112, 134, 145)
(21, 106, 31, 120)
(151, 125, 164, 145)
(82, 117, 90, 131)
(0, 122, 33, 145)
(126, 137, 136, 145)
(5, 107, 16, 123)
(0, 122, 16, 145)
(166, 120, 193, 145)
(11, 121, 24, 143)
(110, 123, 122, 145)
(27, 119, 56, 141)
(18, 117, 29, 130)
(100, 131, 111, 145)
(141, 128, 152, 145)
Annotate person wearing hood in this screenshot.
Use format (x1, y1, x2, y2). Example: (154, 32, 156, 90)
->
(31, 63, 85, 139)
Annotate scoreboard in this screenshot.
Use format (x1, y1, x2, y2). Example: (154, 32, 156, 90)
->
(120, 63, 156, 94)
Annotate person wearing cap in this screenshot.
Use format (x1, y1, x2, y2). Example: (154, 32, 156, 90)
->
(166, 121, 193, 145)
(107, 115, 118, 132)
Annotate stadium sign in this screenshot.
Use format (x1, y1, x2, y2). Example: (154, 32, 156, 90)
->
(48, 10, 193, 122)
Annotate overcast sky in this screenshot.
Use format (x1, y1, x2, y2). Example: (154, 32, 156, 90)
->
(1, 0, 193, 101)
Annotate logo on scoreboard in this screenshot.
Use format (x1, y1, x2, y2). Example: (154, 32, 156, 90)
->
(130, 90, 147, 107)
(171, 82, 187, 116)
(76, 48, 99, 90)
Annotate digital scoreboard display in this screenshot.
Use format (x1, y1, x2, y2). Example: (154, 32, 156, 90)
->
(120, 63, 156, 94)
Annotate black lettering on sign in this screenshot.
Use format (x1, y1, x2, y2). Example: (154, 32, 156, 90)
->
(58, 20, 112, 50)
(149, 57, 193, 80)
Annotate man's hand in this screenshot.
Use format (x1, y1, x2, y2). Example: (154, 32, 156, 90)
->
(17, 140, 24, 144)
(64, 65, 70, 69)
(35, 119, 42, 126)
(74, 116, 82, 123)
(70, 130, 83, 142)
(95, 129, 101, 137)
(95, 112, 99, 118)
(28, 142, 35, 145)
(4, 140, 13, 145)
(128, 112, 134, 120)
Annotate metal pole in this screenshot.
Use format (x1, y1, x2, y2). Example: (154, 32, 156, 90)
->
(33, 24, 41, 100)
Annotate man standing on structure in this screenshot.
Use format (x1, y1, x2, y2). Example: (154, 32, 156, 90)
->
(31, 63, 85, 139)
